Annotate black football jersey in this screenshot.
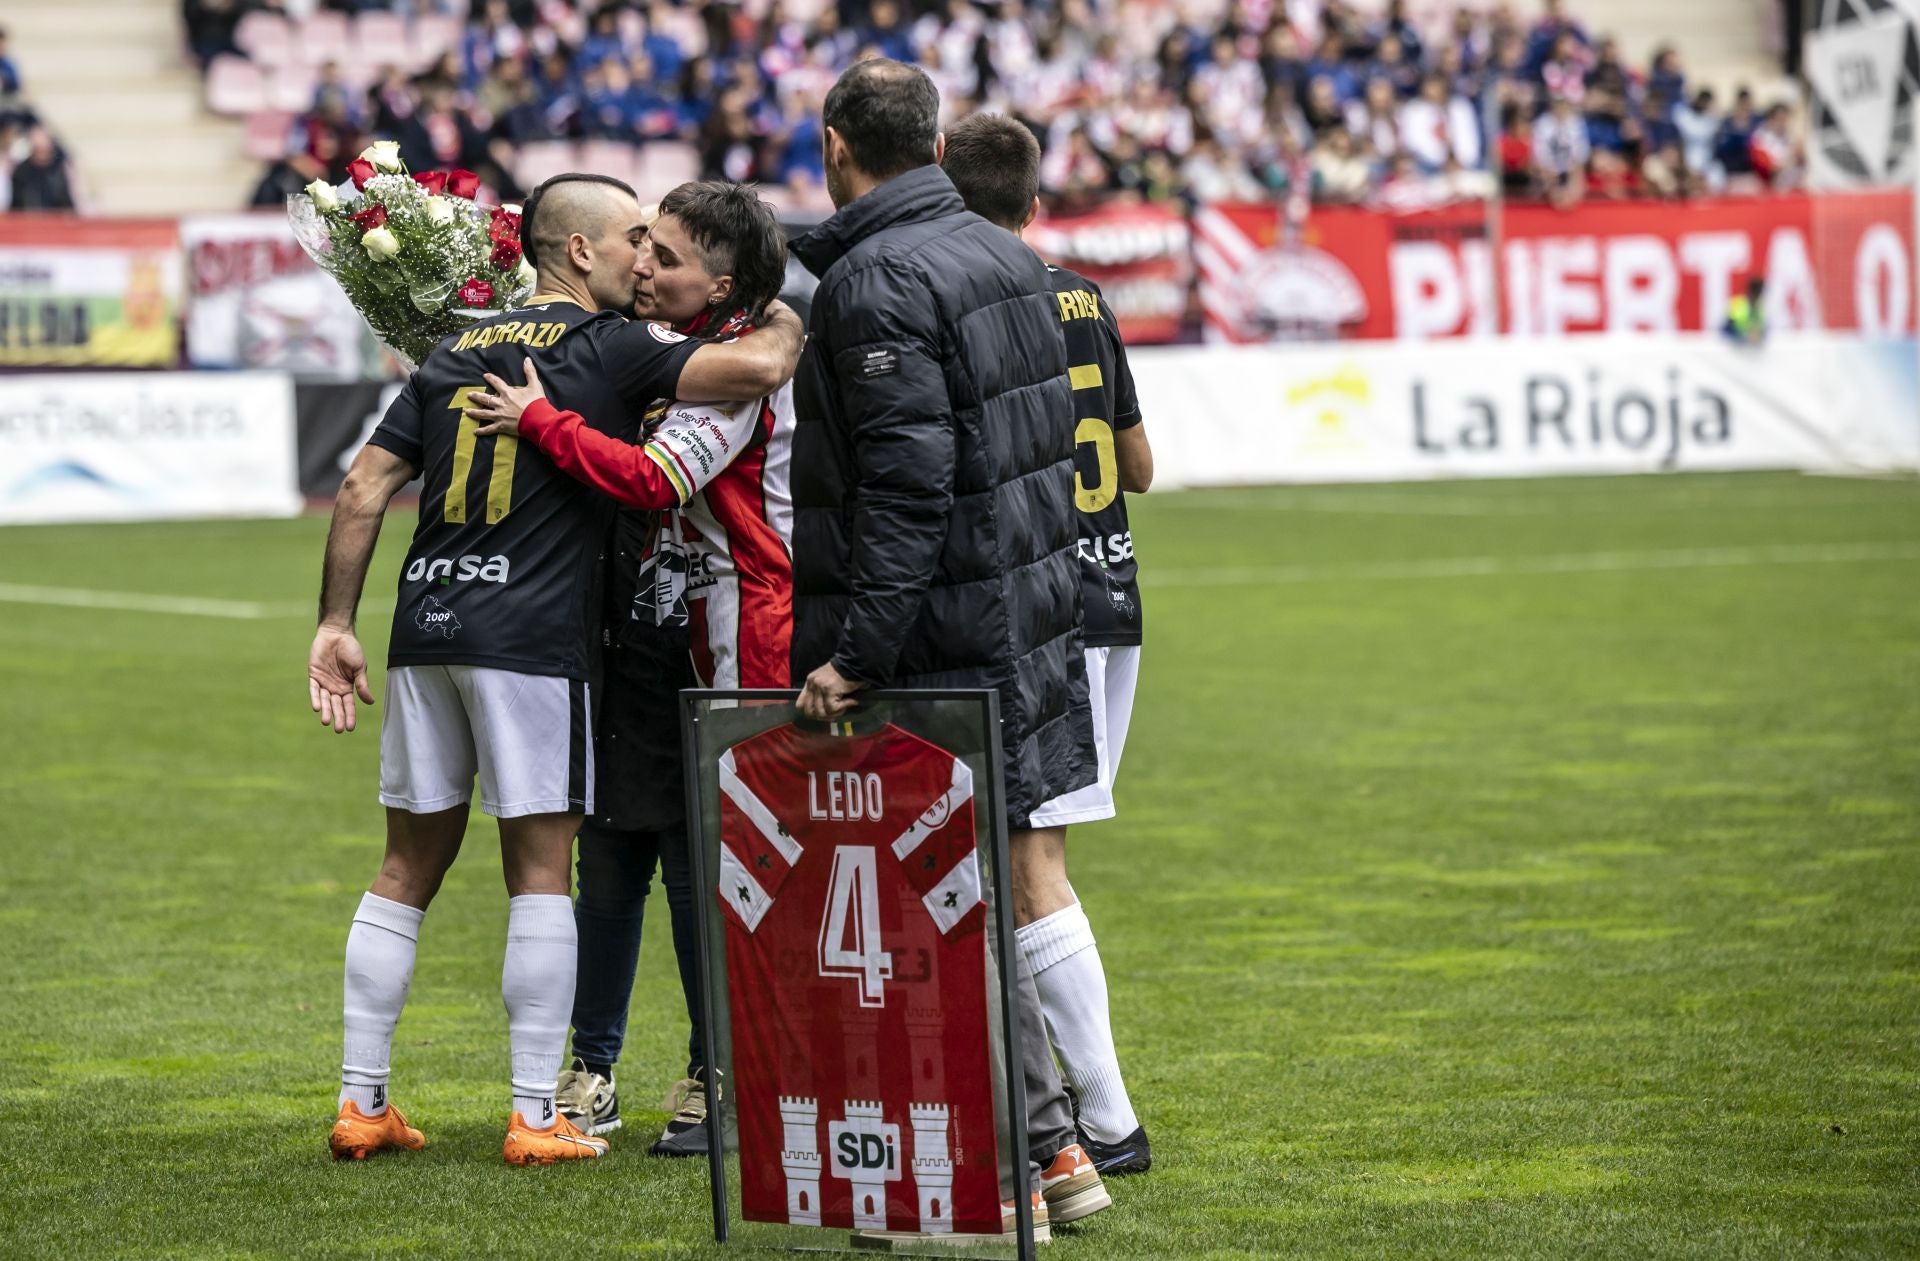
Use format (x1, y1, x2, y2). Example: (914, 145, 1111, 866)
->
(1048, 266, 1143, 647)
(367, 297, 701, 679)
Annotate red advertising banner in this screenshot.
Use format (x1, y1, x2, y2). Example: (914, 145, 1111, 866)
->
(1028, 202, 1191, 344)
(1196, 190, 1916, 341)
(1195, 201, 1490, 340)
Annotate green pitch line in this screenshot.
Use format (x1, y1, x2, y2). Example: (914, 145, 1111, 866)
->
(0, 470, 1916, 1259)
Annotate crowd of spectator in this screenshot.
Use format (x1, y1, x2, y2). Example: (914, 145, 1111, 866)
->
(213, 0, 1806, 214)
(0, 27, 83, 213)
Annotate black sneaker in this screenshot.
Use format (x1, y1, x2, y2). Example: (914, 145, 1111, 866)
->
(1076, 1125, 1151, 1176)
(649, 1071, 714, 1157)
(555, 1058, 621, 1137)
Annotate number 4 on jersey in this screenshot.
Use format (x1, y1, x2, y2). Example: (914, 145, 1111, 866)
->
(818, 846, 893, 1007)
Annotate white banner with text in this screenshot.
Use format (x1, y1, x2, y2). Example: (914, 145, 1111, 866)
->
(1132, 334, 1920, 486)
(0, 372, 301, 524)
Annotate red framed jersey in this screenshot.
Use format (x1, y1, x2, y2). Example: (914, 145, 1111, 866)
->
(715, 721, 1001, 1235)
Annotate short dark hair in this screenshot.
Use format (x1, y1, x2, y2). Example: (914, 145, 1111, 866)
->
(941, 113, 1040, 231)
(822, 58, 939, 180)
(655, 180, 788, 321)
(520, 171, 637, 269)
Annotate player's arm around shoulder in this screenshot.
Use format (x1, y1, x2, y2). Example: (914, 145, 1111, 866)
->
(310, 441, 417, 734)
(675, 299, 806, 403)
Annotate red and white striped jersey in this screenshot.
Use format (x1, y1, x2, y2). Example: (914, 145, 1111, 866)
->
(715, 722, 1001, 1236)
(649, 382, 796, 689)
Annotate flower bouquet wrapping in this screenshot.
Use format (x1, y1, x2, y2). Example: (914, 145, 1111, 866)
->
(287, 141, 535, 369)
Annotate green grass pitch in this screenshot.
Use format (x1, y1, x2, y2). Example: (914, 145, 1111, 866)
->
(2, 470, 1917, 1258)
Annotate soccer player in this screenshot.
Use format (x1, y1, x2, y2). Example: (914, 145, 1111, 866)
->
(461, 180, 794, 1155)
(306, 171, 804, 1165)
(942, 114, 1156, 1175)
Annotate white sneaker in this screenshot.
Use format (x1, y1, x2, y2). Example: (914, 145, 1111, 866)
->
(554, 1058, 621, 1136)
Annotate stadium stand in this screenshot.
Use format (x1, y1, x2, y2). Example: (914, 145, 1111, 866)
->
(6, 2, 254, 214)
(185, 0, 1803, 216)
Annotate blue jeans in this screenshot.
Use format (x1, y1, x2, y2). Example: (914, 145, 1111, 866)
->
(569, 821, 703, 1078)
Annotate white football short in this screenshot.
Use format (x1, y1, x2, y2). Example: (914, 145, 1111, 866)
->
(378, 664, 593, 819)
(1028, 645, 1140, 828)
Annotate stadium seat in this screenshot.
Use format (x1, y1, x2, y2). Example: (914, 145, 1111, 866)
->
(352, 11, 413, 72)
(235, 11, 296, 67)
(206, 55, 268, 116)
(268, 66, 320, 114)
(579, 139, 641, 189)
(409, 15, 465, 68)
(513, 141, 581, 190)
(636, 141, 701, 193)
(294, 12, 353, 69)
(243, 110, 297, 162)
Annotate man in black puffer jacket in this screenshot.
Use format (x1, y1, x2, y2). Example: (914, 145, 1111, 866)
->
(789, 63, 1094, 831)
(789, 59, 1110, 1234)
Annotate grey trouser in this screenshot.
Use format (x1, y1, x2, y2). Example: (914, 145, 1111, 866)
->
(991, 927, 1076, 1197)
(1019, 941, 1076, 1162)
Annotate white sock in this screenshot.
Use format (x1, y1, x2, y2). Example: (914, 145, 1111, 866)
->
(503, 893, 577, 1128)
(1017, 900, 1140, 1144)
(340, 892, 426, 1116)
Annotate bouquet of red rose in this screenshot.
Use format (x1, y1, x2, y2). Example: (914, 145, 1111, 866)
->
(288, 141, 533, 369)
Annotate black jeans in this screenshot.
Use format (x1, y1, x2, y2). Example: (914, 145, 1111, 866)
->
(569, 820, 704, 1078)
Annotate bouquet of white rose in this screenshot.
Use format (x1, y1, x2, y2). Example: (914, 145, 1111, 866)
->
(287, 141, 535, 369)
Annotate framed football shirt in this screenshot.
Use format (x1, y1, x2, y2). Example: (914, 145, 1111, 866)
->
(681, 691, 1035, 1261)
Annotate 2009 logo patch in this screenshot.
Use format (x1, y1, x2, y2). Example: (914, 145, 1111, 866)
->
(648, 324, 689, 344)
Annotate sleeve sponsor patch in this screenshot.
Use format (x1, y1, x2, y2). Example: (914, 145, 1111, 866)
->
(647, 323, 689, 344)
(857, 348, 900, 379)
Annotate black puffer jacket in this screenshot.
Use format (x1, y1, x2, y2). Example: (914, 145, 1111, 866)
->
(788, 164, 1094, 826)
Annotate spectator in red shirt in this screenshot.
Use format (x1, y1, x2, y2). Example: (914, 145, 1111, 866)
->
(1749, 103, 1799, 187)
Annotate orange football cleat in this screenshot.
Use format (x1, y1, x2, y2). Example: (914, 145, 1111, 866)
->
(329, 1100, 426, 1161)
(503, 1110, 610, 1165)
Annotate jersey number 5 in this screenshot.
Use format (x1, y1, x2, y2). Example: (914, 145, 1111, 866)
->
(445, 386, 519, 524)
(818, 845, 893, 1008)
(1074, 417, 1118, 513)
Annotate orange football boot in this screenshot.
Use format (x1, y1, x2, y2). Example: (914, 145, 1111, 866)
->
(503, 1110, 610, 1165)
(329, 1100, 426, 1160)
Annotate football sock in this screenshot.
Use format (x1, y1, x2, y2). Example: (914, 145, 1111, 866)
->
(1017, 899, 1141, 1144)
(340, 892, 426, 1116)
(503, 894, 577, 1128)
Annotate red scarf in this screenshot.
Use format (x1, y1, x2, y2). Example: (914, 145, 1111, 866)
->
(674, 305, 756, 342)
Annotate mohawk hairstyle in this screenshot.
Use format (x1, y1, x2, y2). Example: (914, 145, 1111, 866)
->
(519, 171, 638, 270)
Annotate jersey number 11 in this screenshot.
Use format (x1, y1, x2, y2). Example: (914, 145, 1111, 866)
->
(445, 385, 519, 524)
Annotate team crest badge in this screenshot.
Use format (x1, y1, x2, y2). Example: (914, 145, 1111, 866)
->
(919, 795, 953, 830)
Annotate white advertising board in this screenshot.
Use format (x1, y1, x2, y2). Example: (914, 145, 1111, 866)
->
(0, 372, 301, 524)
(1131, 333, 1920, 487)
